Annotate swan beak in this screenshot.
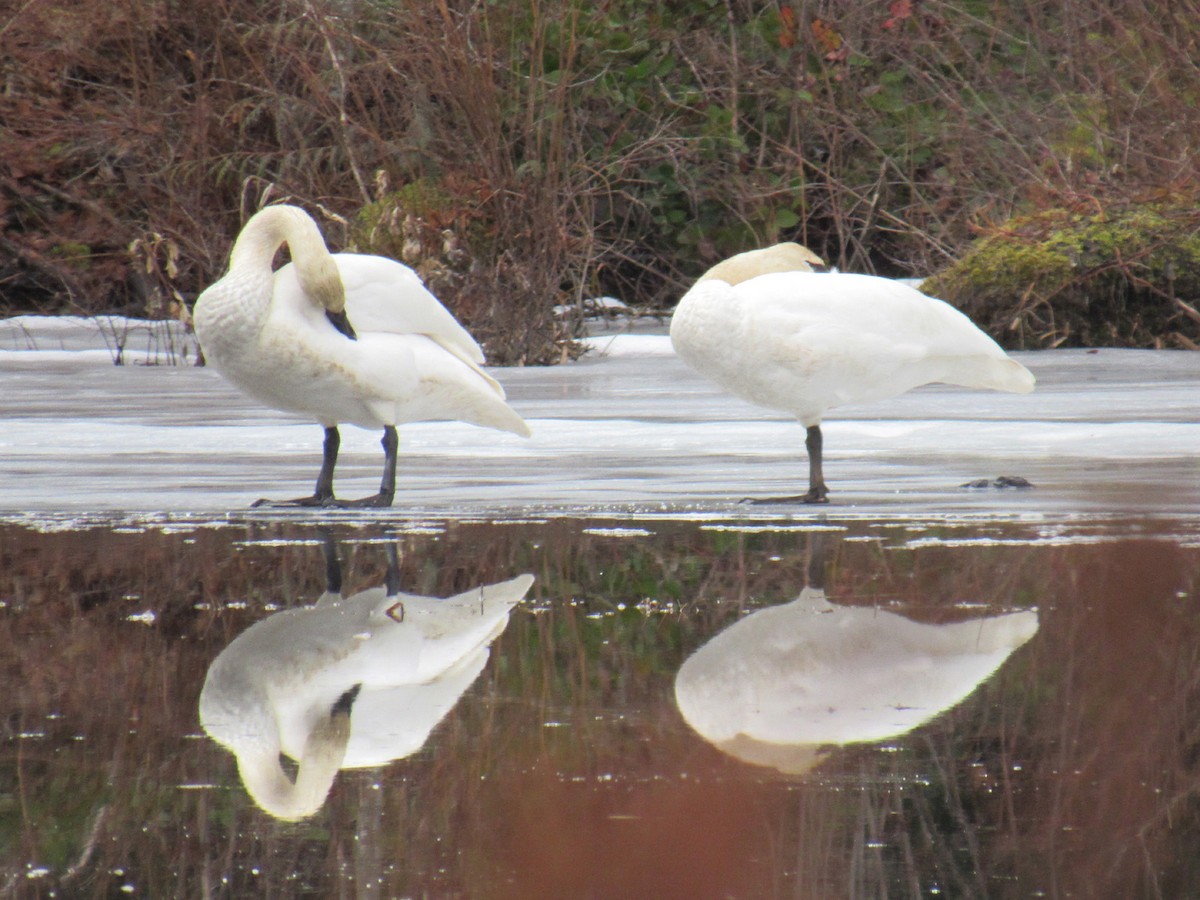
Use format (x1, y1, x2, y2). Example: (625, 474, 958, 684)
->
(326, 309, 358, 341)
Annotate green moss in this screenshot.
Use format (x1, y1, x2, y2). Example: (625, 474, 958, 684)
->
(47, 241, 93, 271)
(924, 202, 1200, 349)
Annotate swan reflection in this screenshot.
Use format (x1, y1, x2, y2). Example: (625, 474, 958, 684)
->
(199, 539, 533, 819)
(675, 548, 1037, 774)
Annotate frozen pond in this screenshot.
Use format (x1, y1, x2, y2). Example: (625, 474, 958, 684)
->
(3, 315, 1200, 895)
(2, 315, 1200, 518)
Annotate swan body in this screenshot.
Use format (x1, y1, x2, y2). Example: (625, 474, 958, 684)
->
(670, 244, 1035, 501)
(675, 586, 1038, 774)
(199, 572, 534, 819)
(193, 205, 529, 507)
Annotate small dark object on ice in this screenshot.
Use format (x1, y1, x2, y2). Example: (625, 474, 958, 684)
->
(961, 475, 1034, 489)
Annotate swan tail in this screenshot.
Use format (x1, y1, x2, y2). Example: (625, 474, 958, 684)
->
(457, 375, 532, 437)
(417, 338, 532, 437)
(479, 573, 536, 604)
(939, 610, 1039, 655)
(946, 355, 1036, 394)
(488, 404, 533, 438)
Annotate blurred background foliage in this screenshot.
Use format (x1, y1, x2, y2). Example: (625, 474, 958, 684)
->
(3, 0, 1199, 358)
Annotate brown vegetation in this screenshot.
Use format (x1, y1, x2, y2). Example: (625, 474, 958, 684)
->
(2, 1, 1199, 359)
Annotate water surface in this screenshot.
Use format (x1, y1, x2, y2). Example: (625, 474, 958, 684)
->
(4, 513, 1198, 898)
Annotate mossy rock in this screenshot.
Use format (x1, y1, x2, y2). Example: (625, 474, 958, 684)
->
(923, 203, 1200, 349)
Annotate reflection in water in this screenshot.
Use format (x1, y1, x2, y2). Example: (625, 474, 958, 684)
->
(7, 519, 1200, 896)
(675, 541, 1038, 774)
(199, 538, 534, 819)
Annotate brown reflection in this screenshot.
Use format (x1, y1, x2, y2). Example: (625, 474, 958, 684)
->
(3, 519, 1200, 897)
(199, 536, 533, 820)
(674, 536, 1039, 774)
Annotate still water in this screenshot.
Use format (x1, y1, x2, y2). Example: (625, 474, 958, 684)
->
(2, 513, 1199, 899)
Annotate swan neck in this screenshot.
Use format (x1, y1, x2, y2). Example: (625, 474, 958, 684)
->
(235, 711, 351, 821)
(227, 205, 346, 312)
(230, 206, 321, 266)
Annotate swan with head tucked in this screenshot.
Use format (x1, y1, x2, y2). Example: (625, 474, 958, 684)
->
(199, 540, 534, 820)
(192, 204, 530, 507)
(675, 584, 1038, 774)
(669, 243, 1035, 502)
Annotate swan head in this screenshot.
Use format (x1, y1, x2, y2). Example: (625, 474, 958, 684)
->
(697, 243, 827, 286)
(305, 250, 347, 314)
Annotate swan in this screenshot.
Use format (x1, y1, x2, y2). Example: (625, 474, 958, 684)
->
(669, 243, 1036, 502)
(675, 583, 1038, 774)
(198, 540, 534, 820)
(192, 204, 530, 507)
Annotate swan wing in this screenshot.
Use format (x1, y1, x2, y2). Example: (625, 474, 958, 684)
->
(739, 272, 1031, 403)
(743, 272, 1006, 357)
(331, 253, 486, 363)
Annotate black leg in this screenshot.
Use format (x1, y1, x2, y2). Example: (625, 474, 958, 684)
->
(803, 424, 829, 503)
(313, 426, 340, 502)
(251, 425, 399, 510)
(252, 426, 341, 507)
(320, 528, 343, 595)
(747, 423, 830, 504)
(379, 426, 398, 503)
(384, 541, 401, 597)
(341, 426, 398, 508)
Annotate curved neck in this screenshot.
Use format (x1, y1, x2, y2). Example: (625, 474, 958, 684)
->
(229, 205, 326, 271)
(236, 711, 352, 821)
(228, 205, 346, 313)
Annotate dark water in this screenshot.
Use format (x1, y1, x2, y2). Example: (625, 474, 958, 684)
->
(3, 514, 1199, 899)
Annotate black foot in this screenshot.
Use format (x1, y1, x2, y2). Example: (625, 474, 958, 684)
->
(250, 492, 394, 509)
(743, 491, 830, 505)
(337, 491, 395, 509)
(961, 476, 1034, 490)
(251, 494, 337, 508)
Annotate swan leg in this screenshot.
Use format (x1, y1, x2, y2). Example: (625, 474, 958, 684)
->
(749, 424, 830, 504)
(802, 424, 830, 503)
(340, 426, 398, 508)
(384, 541, 402, 596)
(252, 426, 342, 507)
(312, 426, 341, 502)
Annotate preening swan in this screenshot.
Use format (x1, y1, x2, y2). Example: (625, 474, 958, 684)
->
(669, 243, 1036, 502)
(192, 205, 530, 507)
(199, 539, 534, 820)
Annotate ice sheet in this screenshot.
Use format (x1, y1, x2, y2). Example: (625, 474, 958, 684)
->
(2, 316, 1199, 519)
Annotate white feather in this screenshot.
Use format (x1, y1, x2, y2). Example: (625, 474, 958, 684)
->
(193, 205, 529, 437)
(199, 573, 534, 819)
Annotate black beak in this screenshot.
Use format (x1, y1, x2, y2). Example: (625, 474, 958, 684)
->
(326, 309, 358, 340)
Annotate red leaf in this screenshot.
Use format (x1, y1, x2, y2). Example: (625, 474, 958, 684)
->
(882, 0, 914, 30)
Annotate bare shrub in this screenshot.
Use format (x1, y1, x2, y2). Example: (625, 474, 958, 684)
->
(2, 0, 1198, 356)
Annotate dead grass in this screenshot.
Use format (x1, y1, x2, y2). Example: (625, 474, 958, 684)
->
(2, 0, 1198, 358)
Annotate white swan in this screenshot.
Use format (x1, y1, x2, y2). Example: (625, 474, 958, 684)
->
(675, 585, 1038, 774)
(669, 243, 1036, 502)
(199, 551, 534, 820)
(192, 205, 530, 507)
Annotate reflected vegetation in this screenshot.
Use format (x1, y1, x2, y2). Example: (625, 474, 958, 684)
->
(675, 536, 1039, 774)
(199, 535, 532, 820)
(2, 515, 1200, 897)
